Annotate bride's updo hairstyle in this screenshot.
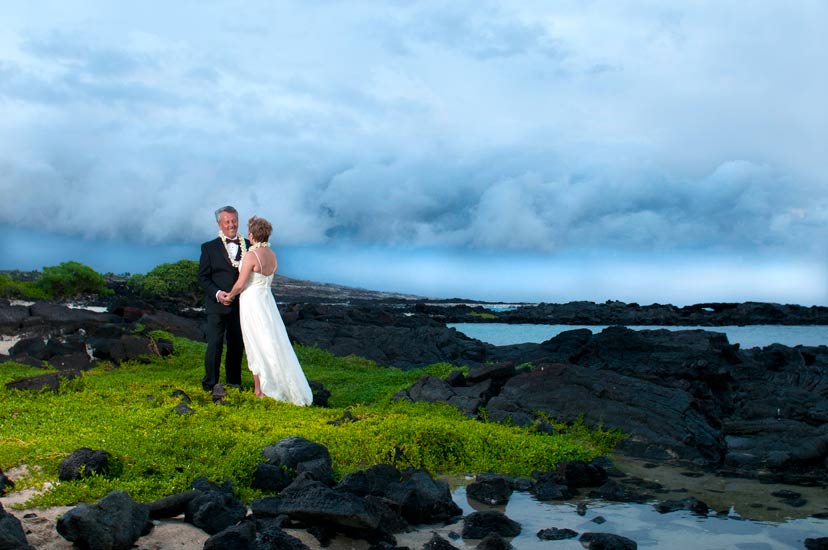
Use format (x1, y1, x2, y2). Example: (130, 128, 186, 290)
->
(248, 216, 272, 243)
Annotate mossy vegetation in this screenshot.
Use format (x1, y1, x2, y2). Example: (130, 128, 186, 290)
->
(0, 334, 622, 508)
(468, 311, 497, 320)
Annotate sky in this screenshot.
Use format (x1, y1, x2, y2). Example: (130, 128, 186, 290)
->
(2, 1, 827, 305)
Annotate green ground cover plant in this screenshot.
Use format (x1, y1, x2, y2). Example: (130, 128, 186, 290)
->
(468, 311, 497, 320)
(127, 260, 201, 305)
(0, 334, 622, 508)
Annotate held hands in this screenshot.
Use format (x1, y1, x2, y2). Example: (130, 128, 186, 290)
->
(218, 291, 235, 306)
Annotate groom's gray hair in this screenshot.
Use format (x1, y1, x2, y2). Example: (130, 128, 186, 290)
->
(214, 206, 238, 221)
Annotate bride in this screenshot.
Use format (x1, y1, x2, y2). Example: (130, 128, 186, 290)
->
(226, 216, 313, 405)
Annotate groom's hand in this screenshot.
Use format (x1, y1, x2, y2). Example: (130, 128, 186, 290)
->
(218, 291, 233, 306)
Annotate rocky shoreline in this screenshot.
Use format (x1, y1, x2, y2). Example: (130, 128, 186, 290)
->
(415, 300, 828, 326)
(2, 288, 828, 548)
(2, 297, 828, 486)
(7, 437, 826, 550)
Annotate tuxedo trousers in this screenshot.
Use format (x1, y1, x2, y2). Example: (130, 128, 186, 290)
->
(203, 309, 243, 390)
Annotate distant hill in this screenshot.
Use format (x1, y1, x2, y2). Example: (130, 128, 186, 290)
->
(270, 274, 430, 304)
(0, 268, 486, 305)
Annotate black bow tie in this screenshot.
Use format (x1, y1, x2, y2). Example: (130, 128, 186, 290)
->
(225, 238, 239, 245)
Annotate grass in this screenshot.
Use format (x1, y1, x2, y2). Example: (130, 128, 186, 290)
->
(0, 333, 622, 507)
(468, 311, 497, 320)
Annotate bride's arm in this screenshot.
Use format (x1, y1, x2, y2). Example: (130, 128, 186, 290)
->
(227, 255, 255, 300)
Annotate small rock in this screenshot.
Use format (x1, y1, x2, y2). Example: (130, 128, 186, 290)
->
(580, 532, 638, 549)
(537, 527, 578, 540)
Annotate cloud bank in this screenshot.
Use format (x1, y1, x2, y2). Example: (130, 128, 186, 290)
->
(2, 1, 826, 263)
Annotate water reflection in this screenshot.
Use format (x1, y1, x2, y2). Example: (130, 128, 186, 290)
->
(445, 458, 827, 550)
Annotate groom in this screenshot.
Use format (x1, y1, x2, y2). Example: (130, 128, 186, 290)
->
(198, 206, 250, 392)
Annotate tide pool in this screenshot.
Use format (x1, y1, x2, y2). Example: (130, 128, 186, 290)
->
(448, 323, 828, 349)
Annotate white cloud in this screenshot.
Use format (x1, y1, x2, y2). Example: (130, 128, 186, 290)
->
(1, 0, 826, 261)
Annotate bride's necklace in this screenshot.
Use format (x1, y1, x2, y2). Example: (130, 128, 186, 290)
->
(250, 242, 271, 250)
(219, 231, 248, 268)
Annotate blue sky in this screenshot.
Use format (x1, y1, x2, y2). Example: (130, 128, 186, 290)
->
(2, 1, 827, 305)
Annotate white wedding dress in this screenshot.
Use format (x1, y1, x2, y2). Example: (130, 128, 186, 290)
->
(239, 252, 313, 406)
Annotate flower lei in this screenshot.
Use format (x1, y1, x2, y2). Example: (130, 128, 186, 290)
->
(219, 231, 248, 268)
(250, 242, 271, 250)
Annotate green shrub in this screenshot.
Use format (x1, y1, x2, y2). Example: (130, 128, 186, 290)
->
(128, 260, 200, 304)
(36, 261, 112, 299)
(0, 274, 51, 300)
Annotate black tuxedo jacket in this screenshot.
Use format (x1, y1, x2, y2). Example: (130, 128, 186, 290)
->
(198, 237, 251, 314)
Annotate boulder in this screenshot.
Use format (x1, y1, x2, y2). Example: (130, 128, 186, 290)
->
(252, 463, 294, 493)
(174, 402, 195, 415)
(146, 490, 198, 519)
(476, 532, 513, 550)
(138, 311, 205, 341)
(805, 537, 828, 550)
(56, 491, 151, 550)
(487, 364, 724, 464)
(92, 334, 171, 364)
(185, 487, 247, 535)
(47, 352, 91, 371)
(588, 480, 651, 504)
(25, 302, 120, 332)
(382, 469, 462, 525)
(556, 460, 608, 488)
(531, 479, 573, 501)
(0, 470, 13, 496)
(203, 521, 257, 550)
(579, 532, 638, 550)
(58, 448, 113, 481)
(309, 380, 331, 407)
(335, 464, 403, 498)
(462, 510, 521, 539)
(255, 524, 312, 549)
(5, 371, 80, 392)
(252, 475, 402, 543)
(537, 527, 578, 540)
(466, 475, 513, 505)
(0, 502, 32, 550)
(262, 437, 332, 478)
(0, 303, 28, 332)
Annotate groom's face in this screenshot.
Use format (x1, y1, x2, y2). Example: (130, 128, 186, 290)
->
(217, 212, 239, 239)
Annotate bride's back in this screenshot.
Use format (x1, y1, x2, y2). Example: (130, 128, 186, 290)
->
(251, 247, 277, 276)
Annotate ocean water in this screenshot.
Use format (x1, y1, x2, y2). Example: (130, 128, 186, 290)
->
(445, 485, 827, 550)
(447, 323, 828, 349)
